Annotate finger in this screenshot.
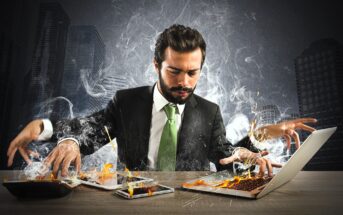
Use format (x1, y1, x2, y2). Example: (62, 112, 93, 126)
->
(283, 134, 292, 151)
(8, 136, 34, 166)
(18, 147, 32, 165)
(52, 155, 64, 177)
(296, 124, 316, 133)
(271, 163, 283, 168)
(219, 155, 238, 165)
(7, 147, 18, 167)
(250, 151, 267, 164)
(293, 118, 317, 124)
(291, 131, 300, 149)
(285, 128, 294, 136)
(265, 158, 273, 177)
(7, 134, 24, 156)
(248, 156, 257, 165)
(27, 150, 41, 159)
(257, 158, 266, 177)
(7, 138, 23, 166)
(260, 151, 269, 156)
(44, 149, 58, 167)
(75, 153, 81, 174)
(61, 155, 75, 177)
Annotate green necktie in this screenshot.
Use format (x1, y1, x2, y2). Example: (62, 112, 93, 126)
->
(157, 104, 178, 171)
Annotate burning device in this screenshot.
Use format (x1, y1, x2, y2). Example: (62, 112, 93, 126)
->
(77, 167, 153, 190)
(182, 127, 336, 199)
(75, 128, 152, 190)
(3, 172, 80, 198)
(115, 182, 174, 199)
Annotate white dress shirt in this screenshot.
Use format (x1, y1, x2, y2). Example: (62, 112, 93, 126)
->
(38, 84, 185, 170)
(147, 85, 185, 170)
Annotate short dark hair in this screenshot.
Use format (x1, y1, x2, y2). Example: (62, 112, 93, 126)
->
(154, 24, 206, 70)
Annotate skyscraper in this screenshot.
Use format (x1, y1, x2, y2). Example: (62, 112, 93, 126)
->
(0, 0, 40, 169)
(23, 2, 70, 121)
(256, 104, 281, 126)
(61, 25, 106, 115)
(295, 38, 343, 170)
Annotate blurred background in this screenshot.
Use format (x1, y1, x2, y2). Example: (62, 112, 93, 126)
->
(1, 0, 342, 170)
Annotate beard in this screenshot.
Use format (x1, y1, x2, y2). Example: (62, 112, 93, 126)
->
(158, 71, 195, 104)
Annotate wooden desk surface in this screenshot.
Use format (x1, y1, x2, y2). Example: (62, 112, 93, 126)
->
(1, 171, 342, 215)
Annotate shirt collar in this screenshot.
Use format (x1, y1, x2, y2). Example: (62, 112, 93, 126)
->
(153, 84, 185, 115)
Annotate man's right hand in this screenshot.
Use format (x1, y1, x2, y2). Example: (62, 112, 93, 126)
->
(7, 119, 81, 177)
(44, 139, 81, 177)
(7, 119, 44, 167)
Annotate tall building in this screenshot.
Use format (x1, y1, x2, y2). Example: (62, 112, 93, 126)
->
(23, 2, 70, 121)
(256, 104, 281, 126)
(61, 25, 106, 115)
(0, 0, 40, 169)
(295, 38, 343, 170)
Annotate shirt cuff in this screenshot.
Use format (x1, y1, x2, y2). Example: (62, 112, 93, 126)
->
(37, 119, 53, 141)
(57, 137, 80, 146)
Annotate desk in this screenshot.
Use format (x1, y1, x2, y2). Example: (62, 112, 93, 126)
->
(1, 171, 342, 215)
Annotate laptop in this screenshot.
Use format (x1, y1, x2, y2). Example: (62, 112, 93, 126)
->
(182, 127, 337, 199)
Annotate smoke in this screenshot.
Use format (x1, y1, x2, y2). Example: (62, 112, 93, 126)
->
(35, 96, 75, 119)
(24, 0, 299, 174)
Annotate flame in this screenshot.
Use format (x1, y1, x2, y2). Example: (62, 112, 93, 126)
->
(79, 164, 116, 185)
(217, 176, 241, 188)
(50, 173, 56, 180)
(182, 179, 210, 188)
(128, 185, 134, 198)
(34, 172, 56, 181)
(182, 172, 268, 190)
(99, 163, 115, 180)
(124, 167, 134, 197)
(147, 188, 153, 196)
(125, 167, 132, 178)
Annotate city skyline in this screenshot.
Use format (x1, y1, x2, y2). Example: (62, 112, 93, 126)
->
(1, 0, 342, 169)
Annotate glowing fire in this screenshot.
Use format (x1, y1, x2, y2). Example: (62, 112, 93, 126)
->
(182, 179, 210, 188)
(183, 171, 270, 191)
(125, 167, 134, 197)
(35, 172, 57, 181)
(216, 176, 241, 188)
(78, 163, 117, 185)
(99, 163, 115, 180)
(147, 188, 153, 196)
(128, 185, 134, 197)
(125, 167, 132, 178)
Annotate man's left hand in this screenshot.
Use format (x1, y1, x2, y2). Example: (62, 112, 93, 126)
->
(219, 148, 282, 177)
(254, 117, 317, 150)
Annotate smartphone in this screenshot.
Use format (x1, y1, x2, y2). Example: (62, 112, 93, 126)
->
(115, 184, 174, 199)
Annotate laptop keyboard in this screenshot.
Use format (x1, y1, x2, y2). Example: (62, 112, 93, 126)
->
(216, 177, 272, 191)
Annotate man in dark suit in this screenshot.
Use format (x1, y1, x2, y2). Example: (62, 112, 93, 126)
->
(7, 24, 316, 176)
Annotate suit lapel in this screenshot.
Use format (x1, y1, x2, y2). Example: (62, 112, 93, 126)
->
(177, 95, 198, 153)
(136, 86, 154, 169)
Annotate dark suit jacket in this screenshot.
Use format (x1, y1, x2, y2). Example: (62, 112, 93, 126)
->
(52, 86, 257, 171)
